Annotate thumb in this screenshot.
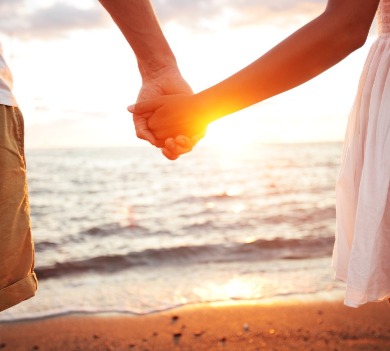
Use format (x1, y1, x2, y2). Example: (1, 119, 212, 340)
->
(128, 99, 162, 115)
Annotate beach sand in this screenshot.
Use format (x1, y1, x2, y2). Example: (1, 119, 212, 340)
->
(1, 300, 389, 351)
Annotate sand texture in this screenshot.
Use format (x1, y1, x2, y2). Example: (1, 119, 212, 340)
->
(1, 300, 390, 350)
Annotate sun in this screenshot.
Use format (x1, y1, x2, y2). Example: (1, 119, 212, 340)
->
(204, 114, 262, 150)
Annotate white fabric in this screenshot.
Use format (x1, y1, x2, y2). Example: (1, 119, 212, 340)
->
(0, 41, 17, 107)
(332, 0, 390, 307)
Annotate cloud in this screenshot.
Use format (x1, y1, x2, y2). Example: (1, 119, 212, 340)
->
(0, 0, 25, 34)
(0, 1, 109, 39)
(28, 3, 109, 36)
(0, 0, 24, 10)
(153, 0, 326, 28)
(0, 0, 326, 39)
(153, 0, 221, 25)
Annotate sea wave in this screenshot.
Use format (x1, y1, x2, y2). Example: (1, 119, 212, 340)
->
(2, 144, 344, 324)
(35, 235, 334, 280)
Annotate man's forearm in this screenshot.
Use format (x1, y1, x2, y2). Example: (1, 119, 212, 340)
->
(99, 0, 177, 80)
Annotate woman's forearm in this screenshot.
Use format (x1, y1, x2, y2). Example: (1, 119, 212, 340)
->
(196, 0, 379, 123)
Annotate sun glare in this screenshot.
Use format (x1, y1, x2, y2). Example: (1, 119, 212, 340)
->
(222, 279, 256, 300)
(204, 116, 261, 150)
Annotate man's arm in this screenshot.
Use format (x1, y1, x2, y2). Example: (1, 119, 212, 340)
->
(99, 0, 176, 81)
(99, 0, 193, 151)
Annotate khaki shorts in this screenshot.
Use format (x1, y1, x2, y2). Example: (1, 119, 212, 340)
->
(0, 105, 37, 312)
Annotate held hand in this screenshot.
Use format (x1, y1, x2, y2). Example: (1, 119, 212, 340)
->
(129, 93, 208, 160)
(131, 66, 194, 148)
(162, 134, 204, 160)
(129, 94, 208, 141)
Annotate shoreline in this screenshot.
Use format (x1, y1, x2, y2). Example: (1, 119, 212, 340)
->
(0, 290, 346, 324)
(1, 299, 390, 350)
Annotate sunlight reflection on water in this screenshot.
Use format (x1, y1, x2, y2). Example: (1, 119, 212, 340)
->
(0, 143, 344, 321)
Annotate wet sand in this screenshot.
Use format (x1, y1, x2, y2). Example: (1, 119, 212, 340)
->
(1, 300, 390, 350)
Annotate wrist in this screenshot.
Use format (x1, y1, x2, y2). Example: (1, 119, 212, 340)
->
(191, 93, 217, 129)
(138, 54, 179, 82)
(194, 91, 223, 126)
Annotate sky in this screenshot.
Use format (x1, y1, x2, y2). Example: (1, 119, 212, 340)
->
(0, 0, 378, 149)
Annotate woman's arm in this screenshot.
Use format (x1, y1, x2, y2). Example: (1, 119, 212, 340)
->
(130, 0, 379, 143)
(195, 0, 379, 121)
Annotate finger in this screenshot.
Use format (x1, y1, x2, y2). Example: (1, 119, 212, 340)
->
(132, 114, 157, 145)
(128, 99, 162, 115)
(174, 135, 194, 148)
(172, 133, 203, 149)
(162, 147, 180, 161)
(165, 138, 193, 155)
(137, 128, 157, 145)
(174, 133, 205, 148)
(154, 138, 167, 148)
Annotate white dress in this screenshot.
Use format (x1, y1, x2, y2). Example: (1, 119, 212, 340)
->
(333, 0, 390, 307)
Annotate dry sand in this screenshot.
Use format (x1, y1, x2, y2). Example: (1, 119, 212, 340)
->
(1, 300, 390, 350)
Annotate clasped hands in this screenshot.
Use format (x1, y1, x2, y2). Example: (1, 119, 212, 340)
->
(128, 68, 207, 160)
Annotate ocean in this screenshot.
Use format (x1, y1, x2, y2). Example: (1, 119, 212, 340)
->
(0, 142, 347, 322)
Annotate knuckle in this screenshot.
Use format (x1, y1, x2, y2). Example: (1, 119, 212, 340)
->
(135, 131, 146, 140)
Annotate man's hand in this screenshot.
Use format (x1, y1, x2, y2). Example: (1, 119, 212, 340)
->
(130, 65, 201, 159)
(129, 92, 210, 160)
(98, 0, 200, 159)
(133, 66, 192, 147)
